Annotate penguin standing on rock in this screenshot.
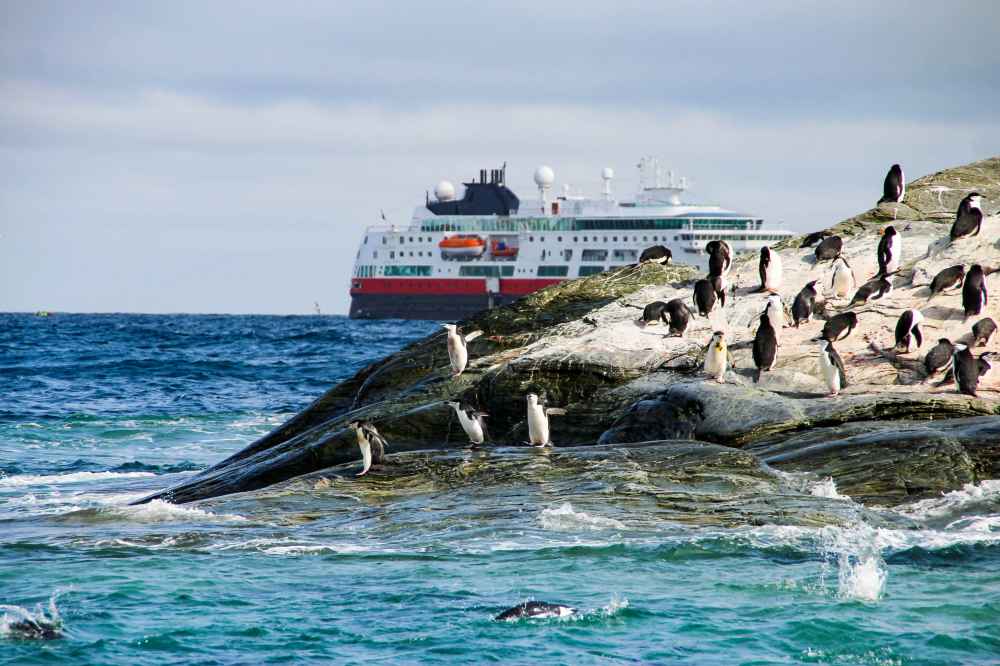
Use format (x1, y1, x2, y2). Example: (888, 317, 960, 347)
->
(693, 277, 724, 316)
(972, 318, 997, 347)
(924, 338, 955, 379)
(927, 265, 965, 301)
(813, 236, 843, 264)
(820, 312, 859, 342)
(953, 345, 994, 397)
(792, 281, 819, 328)
(800, 230, 832, 248)
(752, 312, 778, 382)
(638, 301, 671, 327)
(894, 309, 924, 353)
(445, 400, 487, 447)
(962, 264, 988, 320)
(850, 277, 893, 307)
(349, 420, 388, 477)
(765, 294, 784, 341)
(758, 246, 783, 293)
(664, 298, 697, 337)
(950, 192, 984, 241)
(706, 240, 733, 286)
(703, 331, 735, 383)
(878, 164, 905, 206)
(876, 226, 902, 277)
(831, 257, 856, 299)
(817, 339, 848, 397)
(526, 393, 566, 446)
(443, 324, 483, 376)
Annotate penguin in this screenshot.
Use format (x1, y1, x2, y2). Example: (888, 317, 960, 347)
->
(443, 324, 483, 376)
(972, 317, 997, 347)
(758, 246, 783, 293)
(445, 400, 487, 447)
(820, 312, 859, 342)
(348, 420, 388, 477)
(693, 277, 724, 316)
(953, 345, 993, 397)
(791, 280, 819, 328)
(664, 298, 697, 337)
(877, 163, 905, 206)
(800, 230, 832, 248)
(526, 393, 566, 446)
(495, 601, 576, 621)
(639, 245, 672, 264)
(638, 301, 670, 327)
(949, 192, 984, 241)
(814, 236, 843, 263)
(706, 240, 733, 280)
(752, 312, 778, 382)
(962, 264, 988, 319)
(893, 309, 924, 353)
(703, 330, 735, 383)
(849, 277, 893, 307)
(875, 225, 902, 277)
(765, 293, 784, 337)
(817, 339, 848, 397)
(927, 265, 965, 301)
(923, 338, 955, 378)
(830, 257, 856, 299)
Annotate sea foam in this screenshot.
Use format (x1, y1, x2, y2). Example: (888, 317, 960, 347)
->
(539, 503, 625, 531)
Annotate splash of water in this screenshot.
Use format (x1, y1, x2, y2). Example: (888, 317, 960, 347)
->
(0, 592, 63, 640)
(539, 502, 625, 531)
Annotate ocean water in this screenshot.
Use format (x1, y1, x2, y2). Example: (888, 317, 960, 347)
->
(1, 313, 999, 665)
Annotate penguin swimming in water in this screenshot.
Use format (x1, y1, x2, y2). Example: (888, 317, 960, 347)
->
(495, 601, 576, 621)
(693, 277, 725, 316)
(526, 393, 566, 446)
(703, 331, 735, 383)
(638, 301, 671, 327)
(800, 230, 832, 248)
(443, 324, 483, 376)
(949, 192, 984, 241)
(752, 312, 778, 382)
(758, 246, 783, 293)
(792, 281, 819, 328)
(923, 338, 955, 379)
(927, 265, 965, 301)
(849, 276, 893, 307)
(962, 264, 988, 319)
(445, 400, 487, 447)
(638, 245, 672, 265)
(817, 339, 848, 397)
(348, 420, 388, 477)
(664, 298, 697, 337)
(972, 317, 997, 347)
(820, 312, 859, 342)
(894, 309, 924, 353)
(953, 345, 994, 397)
(813, 236, 843, 264)
(877, 164, 905, 210)
(875, 225, 902, 277)
(830, 257, 856, 299)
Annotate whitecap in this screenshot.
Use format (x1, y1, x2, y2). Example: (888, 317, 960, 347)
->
(894, 480, 1000, 520)
(0, 471, 155, 487)
(810, 477, 849, 500)
(99, 499, 246, 524)
(539, 503, 625, 531)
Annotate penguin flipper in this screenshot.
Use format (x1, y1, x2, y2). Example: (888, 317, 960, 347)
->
(357, 440, 373, 477)
(545, 408, 567, 416)
(464, 330, 484, 342)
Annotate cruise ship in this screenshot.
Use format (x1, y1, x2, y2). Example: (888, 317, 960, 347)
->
(349, 158, 793, 320)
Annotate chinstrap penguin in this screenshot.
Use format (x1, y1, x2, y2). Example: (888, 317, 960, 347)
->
(950, 192, 984, 241)
(445, 400, 487, 447)
(820, 312, 859, 342)
(349, 420, 388, 477)
(752, 312, 778, 382)
(894, 309, 924, 353)
(758, 246, 783, 293)
(877, 164, 905, 206)
(526, 393, 566, 446)
(875, 225, 902, 277)
(638, 245, 672, 265)
(961, 264, 988, 319)
(817, 339, 848, 397)
(664, 298, 697, 337)
(953, 345, 993, 397)
(495, 601, 576, 621)
(814, 236, 843, 264)
(693, 277, 725, 316)
(849, 277, 893, 307)
(443, 324, 483, 376)
(924, 338, 955, 379)
(972, 318, 997, 347)
(791, 280, 819, 328)
(927, 265, 965, 301)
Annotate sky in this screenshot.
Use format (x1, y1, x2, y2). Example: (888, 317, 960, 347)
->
(1, 1, 998, 314)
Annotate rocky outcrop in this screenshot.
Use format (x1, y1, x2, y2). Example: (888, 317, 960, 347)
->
(137, 157, 1000, 507)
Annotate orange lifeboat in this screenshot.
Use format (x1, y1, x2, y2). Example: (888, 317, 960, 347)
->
(439, 234, 486, 258)
(490, 239, 518, 258)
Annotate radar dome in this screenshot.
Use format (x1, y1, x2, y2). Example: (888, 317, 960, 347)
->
(602, 167, 615, 180)
(434, 180, 456, 201)
(533, 165, 555, 188)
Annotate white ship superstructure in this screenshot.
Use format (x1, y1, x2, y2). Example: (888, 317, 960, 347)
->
(349, 158, 793, 319)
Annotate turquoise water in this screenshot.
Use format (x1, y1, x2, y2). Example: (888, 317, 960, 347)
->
(2, 313, 999, 665)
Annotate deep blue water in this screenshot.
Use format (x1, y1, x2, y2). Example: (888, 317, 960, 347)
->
(1, 313, 999, 665)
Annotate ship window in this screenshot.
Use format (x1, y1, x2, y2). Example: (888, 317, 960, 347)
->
(583, 236, 588, 242)
(409, 237, 414, 242)
(582, 249, 608, 261)
(578, 266, 604, 277)
(389, 251, 395, 258)
(573, 237, 578, 242)
(653, 236, 658, 241)
(529, 236, 534, 242)
(557, 236, 562, 242)
(613, 249, 638, 261)
(364, 236, 368, 244)
(562, 249, 573, 261)
(613, 236, 618, 242)
(399, 237, 404, 244)
(538, 265, 569, 277)
(382, 237, 387, 244)
(385, 265, 432, 277)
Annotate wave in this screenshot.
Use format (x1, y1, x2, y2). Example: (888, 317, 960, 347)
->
(0, 471, 156, 487)
(76, 500, 248, 524)
(0, 592, 63, 640)
(894, 480, 1000, 521)
(539, 503, 626, 531)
